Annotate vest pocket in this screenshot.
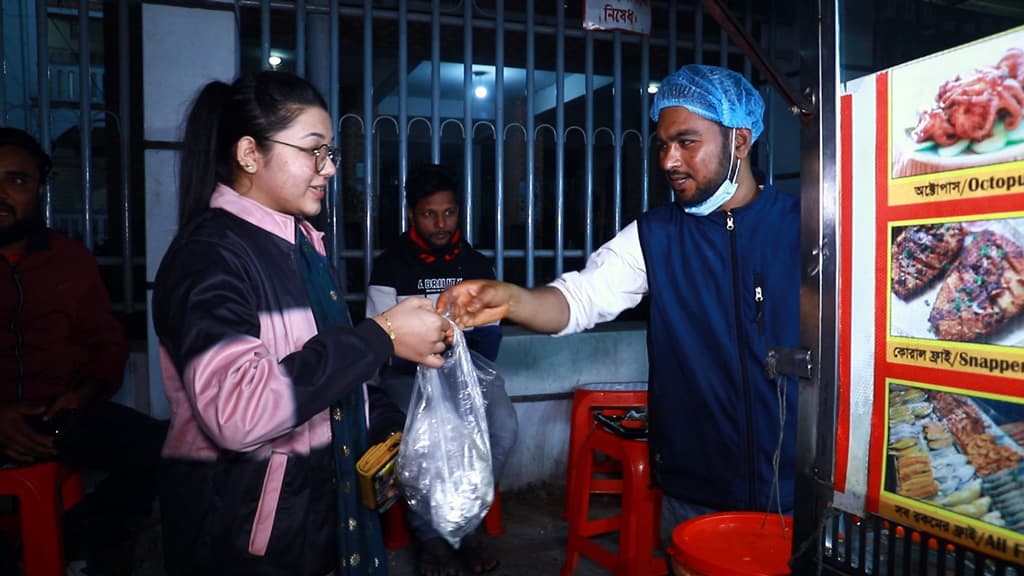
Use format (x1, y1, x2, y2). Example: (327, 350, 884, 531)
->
(248, 451, 289, 556)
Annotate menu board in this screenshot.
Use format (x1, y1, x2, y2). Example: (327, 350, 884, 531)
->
(859, 27, 1024, 563)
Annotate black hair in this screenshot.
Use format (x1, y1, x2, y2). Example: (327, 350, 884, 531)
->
(405, 163, 459, 210)
(0, 127, 52, 183)
(178, 70, 329, 227)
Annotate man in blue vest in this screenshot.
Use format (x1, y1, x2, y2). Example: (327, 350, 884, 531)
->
(438, 64, 800, 541)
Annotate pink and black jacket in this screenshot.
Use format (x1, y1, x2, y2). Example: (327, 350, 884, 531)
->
(152, 185, 397, 575)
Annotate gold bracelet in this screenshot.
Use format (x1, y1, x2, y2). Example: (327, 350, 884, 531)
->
(379, 313, 397, 341)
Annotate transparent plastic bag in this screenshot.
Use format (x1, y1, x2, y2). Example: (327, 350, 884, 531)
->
(469, 349, 500, 402)
(396, 324, 494, 547)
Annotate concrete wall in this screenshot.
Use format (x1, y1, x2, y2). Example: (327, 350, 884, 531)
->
(493, 322, 649, 490)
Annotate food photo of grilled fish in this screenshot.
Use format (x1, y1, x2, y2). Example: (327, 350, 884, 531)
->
(892, 223, 968, 300)
(928, 229, 1024, 342)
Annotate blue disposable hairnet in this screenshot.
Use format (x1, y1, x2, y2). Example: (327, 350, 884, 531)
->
(650, 64, 765, 143)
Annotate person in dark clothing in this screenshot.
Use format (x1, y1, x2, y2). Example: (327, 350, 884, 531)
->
(0, 126, 168, 575)
(367, 164, 518, 576)
(439, 65, 800, 543)
(152, 71, 449, 576)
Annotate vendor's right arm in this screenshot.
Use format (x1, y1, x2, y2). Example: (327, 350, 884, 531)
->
(440, 222, 647, 335)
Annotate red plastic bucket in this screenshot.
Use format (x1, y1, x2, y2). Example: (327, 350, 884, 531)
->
(668, 512, 793, 576)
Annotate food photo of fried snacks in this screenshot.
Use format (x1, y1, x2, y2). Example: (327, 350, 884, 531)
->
(885, 385, 1024, 533)
(896, 452, 940, 499)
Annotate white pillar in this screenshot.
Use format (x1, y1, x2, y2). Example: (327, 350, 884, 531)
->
(142, 3, 237, 418)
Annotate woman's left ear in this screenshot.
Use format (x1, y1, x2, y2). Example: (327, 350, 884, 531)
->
(734, 128, 754, 159)
(235, 136, 260, 174)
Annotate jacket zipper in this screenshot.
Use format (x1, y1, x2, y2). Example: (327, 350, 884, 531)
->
(754, 273, 764, 335)
(727, 210, 758, 508)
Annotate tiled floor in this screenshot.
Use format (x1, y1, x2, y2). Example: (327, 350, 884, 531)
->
(115, 483, 660, 576)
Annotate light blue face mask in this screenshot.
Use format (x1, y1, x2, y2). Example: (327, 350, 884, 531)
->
(683, 129, 739, 217)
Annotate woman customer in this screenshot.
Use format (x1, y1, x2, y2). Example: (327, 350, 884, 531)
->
(152, 70, 448, 576)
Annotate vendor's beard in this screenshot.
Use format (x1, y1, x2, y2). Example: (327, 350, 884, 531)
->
(676, 136, 733, 209)
(0, 214, 44, 249)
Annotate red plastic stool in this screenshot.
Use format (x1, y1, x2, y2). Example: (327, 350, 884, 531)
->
(565, 384, 648, 520)
(382, 498, 412, 549)
(383, 484, 505, 549)
(0, 462, 85, 576)
(562, 426, 667, 576)
(483, 483, 506, 536)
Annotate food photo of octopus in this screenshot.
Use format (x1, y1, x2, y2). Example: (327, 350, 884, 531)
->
(894, 47, 1024, 177)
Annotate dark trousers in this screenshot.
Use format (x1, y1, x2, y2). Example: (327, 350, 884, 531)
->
(0, 401, 168, 573)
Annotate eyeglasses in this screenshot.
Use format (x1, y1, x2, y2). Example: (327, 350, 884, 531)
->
(265, 138, 339, 174)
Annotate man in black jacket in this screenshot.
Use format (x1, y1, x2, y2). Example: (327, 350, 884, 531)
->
(367, 164, 517, 575)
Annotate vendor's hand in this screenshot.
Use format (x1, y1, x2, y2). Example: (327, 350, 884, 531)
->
(437, 279, 513, 328)
(0, 401, 57, 462)
(375, 297, 448, 368)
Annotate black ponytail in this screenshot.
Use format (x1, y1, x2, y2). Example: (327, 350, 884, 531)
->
(177, 71, 329, 228)
(179, 81, 231, 228)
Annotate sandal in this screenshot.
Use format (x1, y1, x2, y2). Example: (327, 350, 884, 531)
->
(418, 537, 462, 576)
(455, 533, 499, 574)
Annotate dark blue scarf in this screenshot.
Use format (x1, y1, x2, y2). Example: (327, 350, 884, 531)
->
(296, 229, 388, 575)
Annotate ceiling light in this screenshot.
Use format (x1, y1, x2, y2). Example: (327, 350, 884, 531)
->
(268, 55, 282, 68)
(647, 82, 659, 94)
(474, 85, 488, 99)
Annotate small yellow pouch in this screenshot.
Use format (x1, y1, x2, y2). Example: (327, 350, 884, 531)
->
(356, 432, 403, 511)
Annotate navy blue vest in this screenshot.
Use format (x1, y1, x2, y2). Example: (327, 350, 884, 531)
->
(636, 185, 800, 511)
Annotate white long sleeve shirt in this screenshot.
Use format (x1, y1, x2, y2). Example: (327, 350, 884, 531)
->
(548, 221, 648, 335)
